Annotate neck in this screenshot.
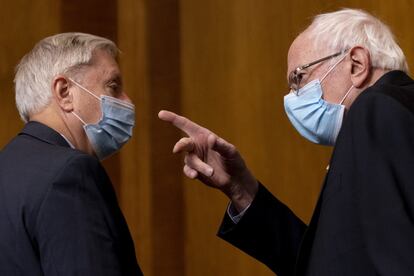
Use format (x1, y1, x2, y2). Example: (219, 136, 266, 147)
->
(29, 106, 94, 155)
(343, 68, 389, 110)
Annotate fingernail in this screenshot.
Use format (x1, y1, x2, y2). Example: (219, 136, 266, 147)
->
(207, 168, 214, 177)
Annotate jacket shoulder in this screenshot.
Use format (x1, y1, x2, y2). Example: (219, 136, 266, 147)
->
(353, 71, 414, 116)
(0, 134, 102, 236)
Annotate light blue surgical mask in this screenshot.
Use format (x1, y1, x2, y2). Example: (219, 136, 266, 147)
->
(283, 54, 353, 146)
(69, 78, 135, 160)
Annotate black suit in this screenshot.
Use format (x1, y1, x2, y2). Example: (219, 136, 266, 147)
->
(218, 70, 414, 276)
(0, 122, 142, 275)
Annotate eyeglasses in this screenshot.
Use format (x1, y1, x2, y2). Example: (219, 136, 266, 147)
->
(288, 50, 346, 95)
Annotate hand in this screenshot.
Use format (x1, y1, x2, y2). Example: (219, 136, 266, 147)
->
(158, 110, 259, 211)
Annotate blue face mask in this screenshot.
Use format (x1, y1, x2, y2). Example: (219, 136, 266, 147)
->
(70, 79, 135, 160)
(283, 54, 353, 146)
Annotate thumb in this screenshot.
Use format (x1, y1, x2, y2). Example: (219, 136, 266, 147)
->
(209, 134, 237, 158)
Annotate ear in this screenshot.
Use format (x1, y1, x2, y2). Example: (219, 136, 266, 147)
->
(51, 75, 73, 112)
(349, 46, 371, 88)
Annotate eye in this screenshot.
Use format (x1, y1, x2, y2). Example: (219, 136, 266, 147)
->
(289, 70, 306, 90)
(295, 71, 309, 89)
(107, 81, 121, 94)
(108, 82, 117, 89)
(295, 71, 305, 82)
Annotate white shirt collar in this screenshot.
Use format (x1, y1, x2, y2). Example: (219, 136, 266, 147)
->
(59, 134, 75, 149)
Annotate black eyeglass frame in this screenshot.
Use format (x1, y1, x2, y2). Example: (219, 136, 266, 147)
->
(288, 49, 347, 95)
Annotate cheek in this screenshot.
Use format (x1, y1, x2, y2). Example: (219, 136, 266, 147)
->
(321, 72, 352, 104)
(321, 82, 348, 104)
(76, 97, 102, 124)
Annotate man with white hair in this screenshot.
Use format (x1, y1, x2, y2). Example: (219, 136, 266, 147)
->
(159, 8, 414, 275)
(0, 33, 142, 275)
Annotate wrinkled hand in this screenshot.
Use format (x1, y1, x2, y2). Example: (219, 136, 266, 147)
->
(158, 110, 258, 211)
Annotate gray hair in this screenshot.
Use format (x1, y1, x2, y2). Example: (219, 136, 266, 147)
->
(14, 32, 118, 122)
(307, 9, 408, 73)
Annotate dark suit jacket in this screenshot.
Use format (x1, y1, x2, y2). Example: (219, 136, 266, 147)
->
(218, 70, 414, 276)
(0, 122, 142, 275)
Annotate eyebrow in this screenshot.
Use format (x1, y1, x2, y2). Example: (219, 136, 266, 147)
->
(106, 72, 123, 84)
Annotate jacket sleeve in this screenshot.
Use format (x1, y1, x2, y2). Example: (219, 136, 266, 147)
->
(34, 154, 141, 276)
(217, 183, 307, 276)
(349, 89, 414, 275)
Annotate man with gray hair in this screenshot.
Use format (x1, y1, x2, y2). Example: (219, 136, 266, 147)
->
(159, 8, 414, 275)
(0, 33, 142, 275)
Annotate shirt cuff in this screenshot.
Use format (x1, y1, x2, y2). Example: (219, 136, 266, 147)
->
(226, 202, 251, 224)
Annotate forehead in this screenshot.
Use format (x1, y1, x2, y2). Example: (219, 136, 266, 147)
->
(287, 31, 317, 78)
(87, 49, 121, 79)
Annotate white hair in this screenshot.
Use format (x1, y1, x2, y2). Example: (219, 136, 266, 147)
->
(14, 32, 118, 122)
(307, 8, 408, 73)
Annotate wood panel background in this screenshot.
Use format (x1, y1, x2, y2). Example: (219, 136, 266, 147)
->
(1, 1, 413, 275)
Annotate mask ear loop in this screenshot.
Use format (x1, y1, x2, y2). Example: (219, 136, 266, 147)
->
(68, 78, 101, 101)
(320, 52, 348, 84)
(71, 111, 87, 126)
(339, 85, 354, 105)
(68, 77, 102, 126)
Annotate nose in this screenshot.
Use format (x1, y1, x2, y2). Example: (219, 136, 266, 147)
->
(118, 92, 133, 104)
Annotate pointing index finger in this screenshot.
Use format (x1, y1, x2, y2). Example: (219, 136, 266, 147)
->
(158, 110, 203, 136)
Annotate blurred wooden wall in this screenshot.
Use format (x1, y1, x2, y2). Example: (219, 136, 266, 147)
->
(1, 1, 413, 275)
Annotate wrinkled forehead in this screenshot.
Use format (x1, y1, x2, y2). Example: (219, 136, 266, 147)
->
(73, 49, 122, 85)
(286, 31, 319, 79)
(89, 49, 121, 77)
